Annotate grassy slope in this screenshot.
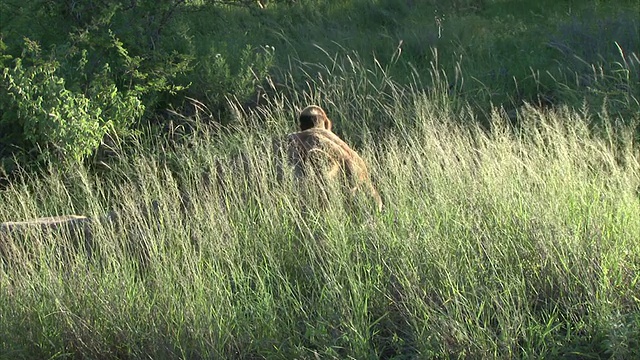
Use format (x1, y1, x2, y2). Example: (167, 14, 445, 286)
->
(1, 0, 640, 359)
(180, 0, 638, 126)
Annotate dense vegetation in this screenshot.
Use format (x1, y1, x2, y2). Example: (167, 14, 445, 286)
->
(1, 0, 638, 168)
(1, 0, 639, 358)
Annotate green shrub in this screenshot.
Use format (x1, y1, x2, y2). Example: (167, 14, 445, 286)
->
(0, 39, 145, 163)
(0, 0, 194, 165)
(0, 0, 282, 166)
(189, 43, 275, 121)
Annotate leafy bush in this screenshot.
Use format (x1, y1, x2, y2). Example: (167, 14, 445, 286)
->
(0, 0, 194, 165)
(0, 0, 282, 168)
(189, 43, 275, 120)
(0, 38, 145, 163)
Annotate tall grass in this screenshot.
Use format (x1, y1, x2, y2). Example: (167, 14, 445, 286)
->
(1, 53, 639, 359)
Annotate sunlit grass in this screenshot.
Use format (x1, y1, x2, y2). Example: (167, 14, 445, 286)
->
(1, 54, 639, 359)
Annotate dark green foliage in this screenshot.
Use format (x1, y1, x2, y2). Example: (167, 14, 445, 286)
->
(185, 43, 275, 122)
(0, 38, 145, 163)
(0, 0, 210, 166)
(2, 0, 638, 169)
(0, 0, 193, 165)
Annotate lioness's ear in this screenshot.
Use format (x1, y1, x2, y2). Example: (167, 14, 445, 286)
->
(325, 117, 332, 131)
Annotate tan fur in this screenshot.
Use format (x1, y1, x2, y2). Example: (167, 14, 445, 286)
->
(287, 105, 383, 211)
